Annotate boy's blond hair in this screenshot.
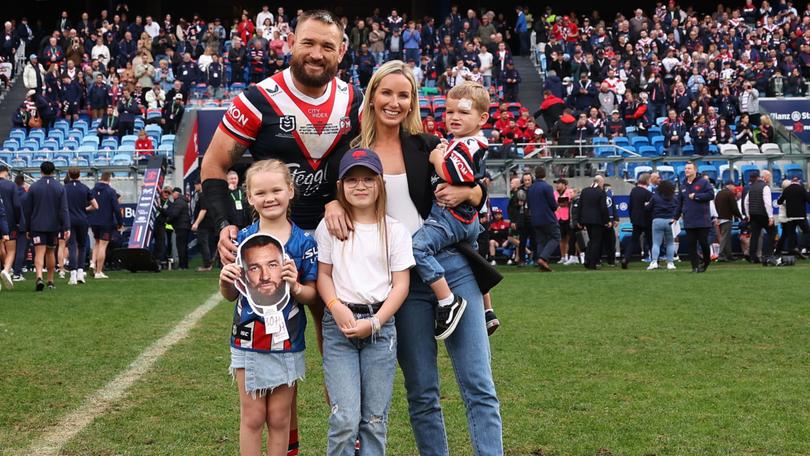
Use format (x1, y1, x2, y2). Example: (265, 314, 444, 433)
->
(447, 81, 490, 114)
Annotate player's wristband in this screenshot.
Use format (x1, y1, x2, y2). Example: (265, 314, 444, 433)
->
(201, 178, 233, 232)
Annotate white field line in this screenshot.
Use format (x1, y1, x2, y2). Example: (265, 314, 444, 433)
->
(22, 291, 224, 456)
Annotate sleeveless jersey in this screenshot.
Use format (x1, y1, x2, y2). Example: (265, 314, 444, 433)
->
(230, 221, 318, 353)
(219, 68, 363, 230)
(430, 135, 488, 223)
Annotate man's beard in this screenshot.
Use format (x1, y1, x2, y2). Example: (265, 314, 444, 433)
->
(290, 54, 338, 88)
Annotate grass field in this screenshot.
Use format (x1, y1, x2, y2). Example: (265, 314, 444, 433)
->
(2, 261, 810, 455)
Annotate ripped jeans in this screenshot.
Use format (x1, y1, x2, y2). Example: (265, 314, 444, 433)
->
(323, 307, 397, 456)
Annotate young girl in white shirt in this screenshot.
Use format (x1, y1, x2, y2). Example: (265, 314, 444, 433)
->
(315, 148, 414, 455)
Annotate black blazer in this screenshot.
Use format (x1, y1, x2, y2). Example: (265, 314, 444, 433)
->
(628, 185, 653, 227)
(577, 186, 609, 226)
(777, 183, 809, 218)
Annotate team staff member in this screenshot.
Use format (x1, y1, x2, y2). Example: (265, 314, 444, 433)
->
(166, 187, 191, 270)
(201, 12, 362, 453)
(0, 165, 21, 290)
(65, 167, 97, 285)
(22, 161, 70, 291)
(88, 172, 123, 279)
(675, 162, 715, 273)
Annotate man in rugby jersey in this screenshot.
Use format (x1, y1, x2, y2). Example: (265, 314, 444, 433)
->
(201, 10, 362, 456)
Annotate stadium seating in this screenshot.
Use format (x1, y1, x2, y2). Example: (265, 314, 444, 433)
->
(783, 164, 805, 182)
(698, 164, 718, 182)
(759, 143, 782, 155)
(740, 143, 760, 155)
(719, 164, 741, 184)
(719, 144, 740, 155)
(657, 165, 676, 182)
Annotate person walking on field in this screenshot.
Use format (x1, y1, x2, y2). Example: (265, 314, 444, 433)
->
(527, 166, 559, 271)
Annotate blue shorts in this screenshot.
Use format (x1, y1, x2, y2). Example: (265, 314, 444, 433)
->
(30, 231, 58, 247)
(91, 225, 114, 242)
(229, 347, 305, 397)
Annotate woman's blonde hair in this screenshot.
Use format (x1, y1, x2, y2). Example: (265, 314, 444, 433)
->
(244, 159, 294, 220)
(761, 115, 772, 126)
(351, 60, 423, 149)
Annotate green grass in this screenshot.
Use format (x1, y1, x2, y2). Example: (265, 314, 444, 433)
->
(2, 263, 810, 455)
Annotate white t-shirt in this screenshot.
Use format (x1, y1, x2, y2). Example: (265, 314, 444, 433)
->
(384, 173, 423, 234)
(315, 216, 415, 305)
(478, 51, 493, 76)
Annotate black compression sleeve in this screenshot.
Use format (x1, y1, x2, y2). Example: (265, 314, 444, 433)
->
(201, 178, 232, 231)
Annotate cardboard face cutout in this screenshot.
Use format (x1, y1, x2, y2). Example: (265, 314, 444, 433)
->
(235, 233, 291, 340)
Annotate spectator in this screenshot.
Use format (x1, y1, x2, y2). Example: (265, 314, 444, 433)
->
(646, 179, 679, 270)
(190, 181, 215, 271)
(500, 60, 520, 101)
(604, 109, 626, 139)
(355, 43, 375, 88)
(403, 21, 421, 63)
(385, 27, 403, 61)
(117, 89, 141, 137)
(134, 129, 155, 161)
(0, 165, 20, 290)
(735, 114, 756, 146)
(597, 82, 619, 117)
(237, 13, 255, 44)
(248, 40, 266, 83)
(550, 108, 577, 157)
(117, 31, 137, 68)
(368, 22, 386, 65)
(758, 115, 775, 145)
(690, 114, 711, 155)
(166, 187, 190, 270)
(675, 162, 715, 273)
(153, 59, 175, 92)
(487, 207, 510, 264)
(22, 161, 69, 291)
(162, 93, 185, 134)
(714, 117, 733, 145)
(553, 178, 576, 265)
(88, 74, 111, 119)
(739, 82, 760, 125)
(176, 52, 200, 86)
(662, 109, 686, 155)
(41, 36, 64, 68)
(205, 54, 225, 98)
(187, 36, 204, 60)
(23, 55, 45, 94)
(134, 50, 156, 96)
(97, 105, 119, 139)
(60, 74, 82, 123)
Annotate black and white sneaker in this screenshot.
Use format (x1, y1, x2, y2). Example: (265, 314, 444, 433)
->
(35, 278, 45, 292)
(485, 309, 501, 336)
(47, 281, 55, 290)
(435, 295, 467, 340)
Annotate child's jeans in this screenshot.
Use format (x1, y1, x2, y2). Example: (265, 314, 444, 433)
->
(323, 307, 397, 456)
(412, 203, 481, 285)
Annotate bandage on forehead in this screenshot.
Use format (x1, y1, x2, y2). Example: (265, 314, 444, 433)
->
(457, 98, 473, 111)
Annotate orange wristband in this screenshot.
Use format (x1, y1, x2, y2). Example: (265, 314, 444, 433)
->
(326, 298, 339, 310)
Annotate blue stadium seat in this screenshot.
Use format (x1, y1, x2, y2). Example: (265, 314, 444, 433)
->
(73, 120, 89, 135)
(23, 139, 40, 150)
(698, 164, 718, 182)
(647, 126, 662, 137)
(0, 152, 13, 164)
(145, 124, 162, 136)
(650, 135, 665, 152)
(52, 157, 69, 168)
(657, 165, 676, 183)
(591, 137, 608, 145)
(91, 119, 102, 129)
(94, 156, 111, 167)
(630, 136, 650, 148)
(53, 151, 73, 162)
(708, 144, 719, 155)
(596, 147, 618, 157)
(70, 157, 90, 167)
(682, 144, 695, 155)
(52, 120, 70, 134)
(656, 117, 667, 126)
(741, 164, 759, 184)
(9, 128, 26, 143)
(82, 136, 100, 147)
(146, 109, 162, 121)
(638, 145, 659, 157)
(719, 164, 740, 184)
(101, 137, 119, 149)
(3, 140, 19, 151)
(771, 165, 782, 184)
(160, 134, 176, 145)
(67, 128, 84, 141)
(612, 137, 630, 147)
(675, 165, 686, 183)
(28, 129, 46, 144)
(134, 117, 146, 131)
(783, 164, 804, 182)
(625, 126, 638, 138)
(120, 135, 138, 146)
(10, 155, 29, 167)
(63, 139, 80, 150)
(157, 144, 174, 164)
(111, 153, 134, 176)
(634, 165, 653, 181)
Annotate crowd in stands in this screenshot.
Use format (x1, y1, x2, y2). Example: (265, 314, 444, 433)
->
(531, 1, 810, 156)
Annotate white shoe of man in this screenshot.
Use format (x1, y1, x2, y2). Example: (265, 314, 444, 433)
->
(77, 269, 86, 284)
(68, 270, 78, 285)
(647, 262, 659, 270)
(94, 272, 109, 279)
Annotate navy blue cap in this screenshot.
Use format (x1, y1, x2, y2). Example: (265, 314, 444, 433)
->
(339, 148, 383, 179)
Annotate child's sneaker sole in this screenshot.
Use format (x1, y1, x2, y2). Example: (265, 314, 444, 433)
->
(435, 296, 468, 340)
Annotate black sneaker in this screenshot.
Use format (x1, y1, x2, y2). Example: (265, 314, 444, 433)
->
(435, 295, 468, 340)
(35, 278, 45, 292)
(485, 309, 501, 336)
(47, 281, 55, 290)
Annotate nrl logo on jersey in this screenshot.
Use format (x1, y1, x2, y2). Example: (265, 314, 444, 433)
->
(280, 115, 297, 133)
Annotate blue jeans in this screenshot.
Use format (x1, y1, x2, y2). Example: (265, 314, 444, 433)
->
(323, 308, 397, 456)
(405, 48, 421, 63)
(651, 218, 675, 262)
(666, 144, 682, 156)
(482, 75, 492, 88)
(412, 204, 480, 285)
(395, 249, 503, 456)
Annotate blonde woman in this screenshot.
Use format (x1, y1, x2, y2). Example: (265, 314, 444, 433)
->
(325, 60, 504, 455)
(758, 114, 775, 144)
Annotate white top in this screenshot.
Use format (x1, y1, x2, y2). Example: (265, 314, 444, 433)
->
(478, 51, 493, 76)
(144, 22, 161, 38)
(315, 217, 415, 305)
(91, 45, 110, 66)
(384, 173, 423, 234)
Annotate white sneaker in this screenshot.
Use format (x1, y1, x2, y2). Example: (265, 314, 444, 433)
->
(0, 269, 13, 290)
(565, 256, 579, 265)
(68, 270, 78, 285)
(77, 269, 85, 284)
(666, 262, 676, 270)
(579, 253, 586, 263)
(58, 270, 65, 279)
(94, 272, 109, 279)
(506, 259, 514, 265)
(647, 262, 659, 270)
(557, 256, 567, 264)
